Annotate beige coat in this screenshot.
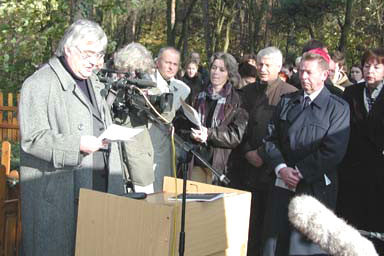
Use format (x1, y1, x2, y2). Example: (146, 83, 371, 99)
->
(149, 70, 190, 192)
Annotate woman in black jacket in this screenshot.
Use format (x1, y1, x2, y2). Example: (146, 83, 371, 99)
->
(189, 52, 248, 185)
(338, 48, 384, 254)
(181, 59, 204, 104)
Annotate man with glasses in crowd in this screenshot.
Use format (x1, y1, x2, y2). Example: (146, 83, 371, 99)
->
(19, 19, 125, 256)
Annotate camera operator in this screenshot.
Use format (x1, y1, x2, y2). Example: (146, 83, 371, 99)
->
(19, 19, 125, 256)
(150, 47, 190, 192)
(112, 42, 157, 193)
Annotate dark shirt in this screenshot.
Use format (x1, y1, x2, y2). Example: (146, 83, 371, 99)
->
(59, 56, 93, 105)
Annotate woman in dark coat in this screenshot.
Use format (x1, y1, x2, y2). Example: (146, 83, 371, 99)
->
(188, 52, 248, 185)
(337, 48, 384, 254)
(181, 59, 205, 104)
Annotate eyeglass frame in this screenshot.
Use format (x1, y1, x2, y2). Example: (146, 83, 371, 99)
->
(74, 46, 105, 61)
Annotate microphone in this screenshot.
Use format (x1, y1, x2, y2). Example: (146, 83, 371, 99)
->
(100, 68, 130, 75)
(288, 195, 378, 256)
(99, 77, 114, 98)
(98, 76, 115, 84)
(124, 78, 156, 88)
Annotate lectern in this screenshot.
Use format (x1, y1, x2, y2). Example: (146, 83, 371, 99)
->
(75, 177, 251, 256)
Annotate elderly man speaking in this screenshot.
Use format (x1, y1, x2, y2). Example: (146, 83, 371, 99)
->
(19, 19, 125, 256)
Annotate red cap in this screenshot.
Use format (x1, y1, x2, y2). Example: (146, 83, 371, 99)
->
(308, 48, 331, 64)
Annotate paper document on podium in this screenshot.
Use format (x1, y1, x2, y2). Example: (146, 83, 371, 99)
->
(168, 193, 225, 202)
(98, 124, 143, 142)
(180, 97, 202, 129)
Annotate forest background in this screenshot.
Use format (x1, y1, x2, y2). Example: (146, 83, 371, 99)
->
(1, 0, 384, 93)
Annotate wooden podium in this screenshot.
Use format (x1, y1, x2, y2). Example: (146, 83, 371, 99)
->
(75, 177, 251, 256)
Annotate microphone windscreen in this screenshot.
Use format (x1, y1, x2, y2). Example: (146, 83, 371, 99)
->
(288, 195, 378, 256)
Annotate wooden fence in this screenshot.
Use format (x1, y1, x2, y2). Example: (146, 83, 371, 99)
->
(0, 141, 21, 256)
(0, 93, 19, 142)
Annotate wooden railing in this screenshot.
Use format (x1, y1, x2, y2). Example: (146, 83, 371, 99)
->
(0, 141, 21, 256)
(0, 93, 19, 142)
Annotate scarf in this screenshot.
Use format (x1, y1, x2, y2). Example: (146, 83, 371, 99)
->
(196, 82, 232, 128)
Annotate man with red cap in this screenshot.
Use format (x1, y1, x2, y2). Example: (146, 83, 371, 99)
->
(258, 48, 350, 256)
(290, 40, 344, 98)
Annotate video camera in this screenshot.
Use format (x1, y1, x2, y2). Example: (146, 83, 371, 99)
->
(97, 69, 173, 123)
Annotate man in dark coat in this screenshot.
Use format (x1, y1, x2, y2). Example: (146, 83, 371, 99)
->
(19, 19, 125, 256)
(337, 48, 384, 254)
(229, 46, 297, 256)
(259, 49, 350, 256)
(290, 39, 344, 98)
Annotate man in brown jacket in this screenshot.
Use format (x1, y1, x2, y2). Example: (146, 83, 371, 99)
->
(229, 46, 297, 256)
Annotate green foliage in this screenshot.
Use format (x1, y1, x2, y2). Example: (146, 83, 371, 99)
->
(0, 0, 69, 93)
(10, 140, 20, 171)
(0, 0, 383, 86)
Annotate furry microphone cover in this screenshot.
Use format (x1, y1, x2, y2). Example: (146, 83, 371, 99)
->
(288, 195, 378, 256)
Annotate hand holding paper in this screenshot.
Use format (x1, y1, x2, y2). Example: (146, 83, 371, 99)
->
(191, 126, 208, 143)
(180, 97, 202, 129)
(98, 124, 143, 142)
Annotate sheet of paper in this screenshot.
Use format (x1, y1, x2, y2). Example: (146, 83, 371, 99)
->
(98, 124, 143, 142)
(275, 177, 296, 192)
(180, 97, 202, 129)
(168, 193, 225, 202)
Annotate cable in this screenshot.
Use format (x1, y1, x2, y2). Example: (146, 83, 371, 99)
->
(134, 86, 179, 255)
(134, 87, 172, 124)
(170, 126, 178, 255)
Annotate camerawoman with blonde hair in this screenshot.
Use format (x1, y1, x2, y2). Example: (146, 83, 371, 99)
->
(112, 42, 157, 193)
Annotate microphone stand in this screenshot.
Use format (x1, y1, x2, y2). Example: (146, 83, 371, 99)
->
(144, 109, 230, 256)
(173, 132, 229, 256)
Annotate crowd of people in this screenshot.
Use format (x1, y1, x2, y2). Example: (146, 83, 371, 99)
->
(18, 19, 383, 256)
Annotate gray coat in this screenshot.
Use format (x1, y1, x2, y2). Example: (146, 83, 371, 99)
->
(149, 70, 190, 192)
(19, 57, 125, 256)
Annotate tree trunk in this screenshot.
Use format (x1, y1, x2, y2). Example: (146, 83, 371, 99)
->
(263, 0, 272, 47)
(177, 0, 198, 50)
(338, 0, 354, 53)
(70, 0, 85, 21)
(308, 24, 315, 39)
(223, 2, 237, 53)
(166, 0, 177, 46)
(70, 0, 76, 23)
(131, 10, 138, 42)
(223, 18, 233, 52)
(202, 0, 213, 59)
(253, 0, 268, 51)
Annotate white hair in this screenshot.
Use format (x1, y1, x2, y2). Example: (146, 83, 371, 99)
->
(55, 19, 107, 57)
(256, 46, 283, 67)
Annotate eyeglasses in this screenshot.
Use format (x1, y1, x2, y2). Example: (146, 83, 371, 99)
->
(75, 46, 105, 61)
